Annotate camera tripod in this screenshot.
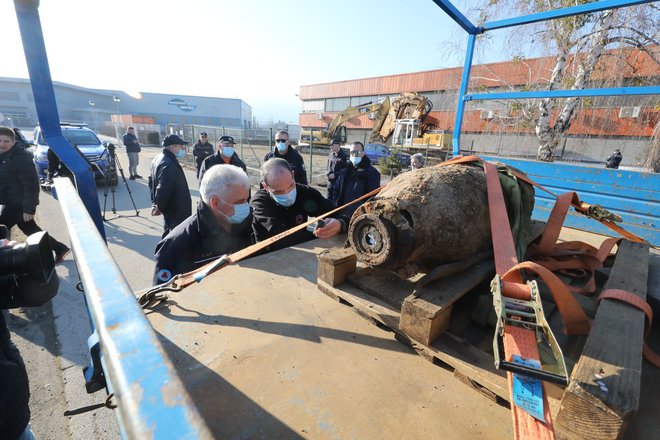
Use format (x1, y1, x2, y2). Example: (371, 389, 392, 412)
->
(102, 144, 139, 221)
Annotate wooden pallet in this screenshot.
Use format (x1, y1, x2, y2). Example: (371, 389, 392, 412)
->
(316, 239, 650, 440)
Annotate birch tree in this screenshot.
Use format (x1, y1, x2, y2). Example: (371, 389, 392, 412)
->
(472, 1, 660, 161)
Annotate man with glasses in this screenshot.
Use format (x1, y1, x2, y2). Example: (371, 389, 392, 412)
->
(263, 130, 308, 185)
(192, 132, 214, 176)
(251, 158, 346, 252)
(198, 135, 247, 183)
(335, 141, 381, 218)
(153, 165, 253, 285)
(122, 126, 142, 179)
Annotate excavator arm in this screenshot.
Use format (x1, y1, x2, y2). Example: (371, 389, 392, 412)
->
(325, 100, 387, 139)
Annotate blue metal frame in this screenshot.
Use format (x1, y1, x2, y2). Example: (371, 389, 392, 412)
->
(435, 0, 660, 156)
(54, 178, 211, 439)
(482, 0, 654, 31)
(467, 85, 659, 101)
(14, 0, 105, 240)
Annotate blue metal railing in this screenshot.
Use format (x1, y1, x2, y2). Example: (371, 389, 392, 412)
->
(54, 178, 211, 439)
(14, 0, 105, 239)
(431, 0, 660, 156)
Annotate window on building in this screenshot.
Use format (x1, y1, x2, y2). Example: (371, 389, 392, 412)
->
(301, 100, 324, 113)
(350, 96, 378, 107)
(0, 91, 20, 101)
(325, 97, 350, 112)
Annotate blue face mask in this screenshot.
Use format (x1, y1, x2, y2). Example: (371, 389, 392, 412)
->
(176, 148, 186, 158)
(222, 146, 235, 157)
(269, 187, 297, 207)
(276, 141, 287, 153)
(219, 201, 250, 224)
(350, 156, 362, 166)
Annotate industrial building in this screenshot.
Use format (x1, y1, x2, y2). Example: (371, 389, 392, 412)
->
(298, 48, 659, 164)
(0, 77, 252, 132)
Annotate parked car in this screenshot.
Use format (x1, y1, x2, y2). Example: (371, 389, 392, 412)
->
(32, 123, 109, 179)
(364, 143, 411, 167)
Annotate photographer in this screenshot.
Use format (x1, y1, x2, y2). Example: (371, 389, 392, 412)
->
(0, 233, 60, 440)
(0, 127, 70, 263)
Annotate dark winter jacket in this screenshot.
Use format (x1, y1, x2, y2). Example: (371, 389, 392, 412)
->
(122, 132, 141, 153)
(0, 309, 30, 440)
(263, 146, 308, 185)
(1, 272, 59, 440)
(606, 151, 623, 169)
(335, 155, 381, 219)
(326, 149, 349, 204)
(198, 151, 247, 183)
(0, 144, 40, 215)
(149, 149, 192, 232)
(192, 141, 214, 173)
(251, 184, 346, 252)
(153, 202, 254, 285)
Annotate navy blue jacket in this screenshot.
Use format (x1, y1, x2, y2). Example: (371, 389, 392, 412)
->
(335, 155, 381, 219)
(149, 149, 192, 232)
(153, 203, 253, 285)
(263, 146, 308, 185)
(192, 141, 214, 173)
(122, 132, 141, 153)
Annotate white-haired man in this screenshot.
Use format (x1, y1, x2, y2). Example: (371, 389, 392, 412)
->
(152, 164, 253, 285)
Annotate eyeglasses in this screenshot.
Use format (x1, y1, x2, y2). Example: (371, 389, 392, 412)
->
(349, 150, 362, 156)
(276, 139, 288, 143)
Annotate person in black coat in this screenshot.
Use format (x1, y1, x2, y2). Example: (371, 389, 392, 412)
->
(251, 158, 347, 253)
(326, 138, 349, 204)
(0, 127, 70, 262)
(335, 141, 381, 219)
(262, 130, 308, 185)
(122, 126, 142, 179)
(605, 149, 623, 169)
(149, 134, 192, 238)
(153, 164, 253, 285)
(198, 135, 247, 183)
(192, 132, 214, 176)
(1, 235, 59, 440)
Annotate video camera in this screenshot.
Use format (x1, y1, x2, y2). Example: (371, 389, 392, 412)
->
(106, 142, 116, 158)
(0, 223, 59, 309)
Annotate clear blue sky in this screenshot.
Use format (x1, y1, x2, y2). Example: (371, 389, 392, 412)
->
(2, 0, 512, 123)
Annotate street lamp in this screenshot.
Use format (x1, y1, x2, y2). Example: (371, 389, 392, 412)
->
(112, 96, 121, 142)
(88, 100, 96, 127)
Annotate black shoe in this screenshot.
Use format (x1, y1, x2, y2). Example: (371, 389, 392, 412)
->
(129, 175, 136, 180)
(134, 174, 143, 179)
(55, 246, 71, 264)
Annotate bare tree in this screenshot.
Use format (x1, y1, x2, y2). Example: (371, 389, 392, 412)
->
(471, 1, 660, 161)
(642, 120, 660, 172)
